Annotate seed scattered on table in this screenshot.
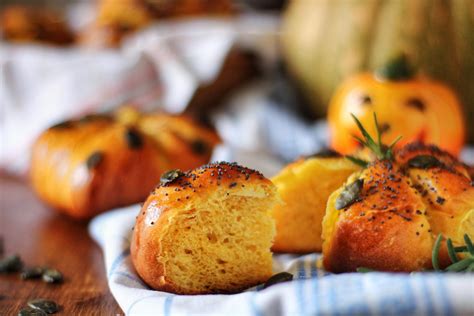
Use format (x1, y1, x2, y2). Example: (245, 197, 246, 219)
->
(28, 299, 59, 314)
(21, 267, 45, 280)
(262, 272, 293, 289)
(42, 269, 63, 284)
(0, 254, 23, 273)
(18, 306, 47, 316)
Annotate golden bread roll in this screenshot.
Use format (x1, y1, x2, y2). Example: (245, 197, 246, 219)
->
(322, 142, 474, 272)
(79, 0, 154, 48)
(0, 5, 74, 45)
(271, 151, 359, 253)
(323, 160, 433, 272)
(30, 108, 220, 219)
(80, 0, 235, 47)
(131, 162, 278, 294)
(395, 143, 474, 266)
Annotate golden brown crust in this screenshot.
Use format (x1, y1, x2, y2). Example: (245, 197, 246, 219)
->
(131, 162, 275, 294)
(0, 5, 74, 45)
(141, 162, 272, 220)
(323, 160, 432, 272)
(396, 142, 474, 266)
(29, 108, 220, 219)
(395, 141, 470, 177)
(322, 143, 474, 272)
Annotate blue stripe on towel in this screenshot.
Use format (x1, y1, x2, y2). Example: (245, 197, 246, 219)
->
(113, 271, 149, 289)
(250, 291, 262, 316)
(311, 261, 319, 314)
(127, 294, 160, 315)
(418, 274, 434, 316)
(108, 248, 131, 278)
(296, 261, 306, 315)
(402, 274, 417, 315)
(164, 295, 174, 316)
(436, 273, 454, 316)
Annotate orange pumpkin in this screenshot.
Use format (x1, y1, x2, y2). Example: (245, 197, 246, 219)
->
(328, 56, 465, 156)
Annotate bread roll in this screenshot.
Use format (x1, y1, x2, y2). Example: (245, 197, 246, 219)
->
(0, 5, 74, 45)
(322, 143, 474, 272)
(395, 143, 474, 266)
(271, 153, 359, 253)
(30, 108, 219, 219)
(323, 160, 433, 272)
(80, 0, 235, 48)
(131, 162, 278, 294)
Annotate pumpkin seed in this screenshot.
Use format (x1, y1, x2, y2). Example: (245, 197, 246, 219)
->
(21, 267, 45, 280)
(190, 139, 208, 155)
(124, 128, 143, 149)
(335, 179, 364, 210)
(86, 151, 103, 170)
(27, 299, 59, 314)
(407, 155, 442, 169)
(41, 269, 63, 284)
(78, 113, 112, 123)
(160, 169, 184, 185)
(0, 254, 23, 273)
(49, 120, 73, 130)
(308, 148, 341, 159)
(18, 306, 47, 316)
(262, 272, 293, 289)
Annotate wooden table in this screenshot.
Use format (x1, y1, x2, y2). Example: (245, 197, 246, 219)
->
(0, 174, 123, 315)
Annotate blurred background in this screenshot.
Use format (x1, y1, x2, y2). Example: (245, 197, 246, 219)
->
(1, 0, 473, 176)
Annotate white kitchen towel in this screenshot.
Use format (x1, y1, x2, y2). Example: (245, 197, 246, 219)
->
(89, 205, 474, 316)
(0, 14, 279, 175)
(88, 85, 474, 314)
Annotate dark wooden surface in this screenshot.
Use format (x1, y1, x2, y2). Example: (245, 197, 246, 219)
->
(0, 174, 123, 315)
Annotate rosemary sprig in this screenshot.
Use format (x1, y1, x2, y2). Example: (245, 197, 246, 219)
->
(446, 239, 459, 263)
(432, 234, 474, 273)
(346, 113, 402, 167)
(432, 234, 443, 271)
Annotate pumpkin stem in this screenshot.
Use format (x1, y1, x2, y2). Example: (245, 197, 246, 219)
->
(375, 54, 415, 81)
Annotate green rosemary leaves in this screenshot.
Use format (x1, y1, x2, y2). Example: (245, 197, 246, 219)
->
(346, 113, 402, 168)
(432, 234, 474, 273)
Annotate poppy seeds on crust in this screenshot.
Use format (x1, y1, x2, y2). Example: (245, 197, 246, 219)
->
(156, 162, 267, 192)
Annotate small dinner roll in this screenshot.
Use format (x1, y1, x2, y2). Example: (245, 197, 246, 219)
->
(322, 143, 474, 272)
(30, 107, 219, 219)
(395, 142, 474, 266)
(271, 152, 359, 253)
(322, 160, 433, 272)
(131, 162, 278, 294)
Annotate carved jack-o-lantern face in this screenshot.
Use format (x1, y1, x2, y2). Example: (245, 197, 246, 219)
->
(328, 57, 465, 156)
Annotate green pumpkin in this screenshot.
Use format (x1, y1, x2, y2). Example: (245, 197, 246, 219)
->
(281, 0, 474, 142)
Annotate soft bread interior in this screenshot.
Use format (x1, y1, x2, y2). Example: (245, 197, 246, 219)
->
(272, 157, 359, 252)
(158, 185, 277, 293)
